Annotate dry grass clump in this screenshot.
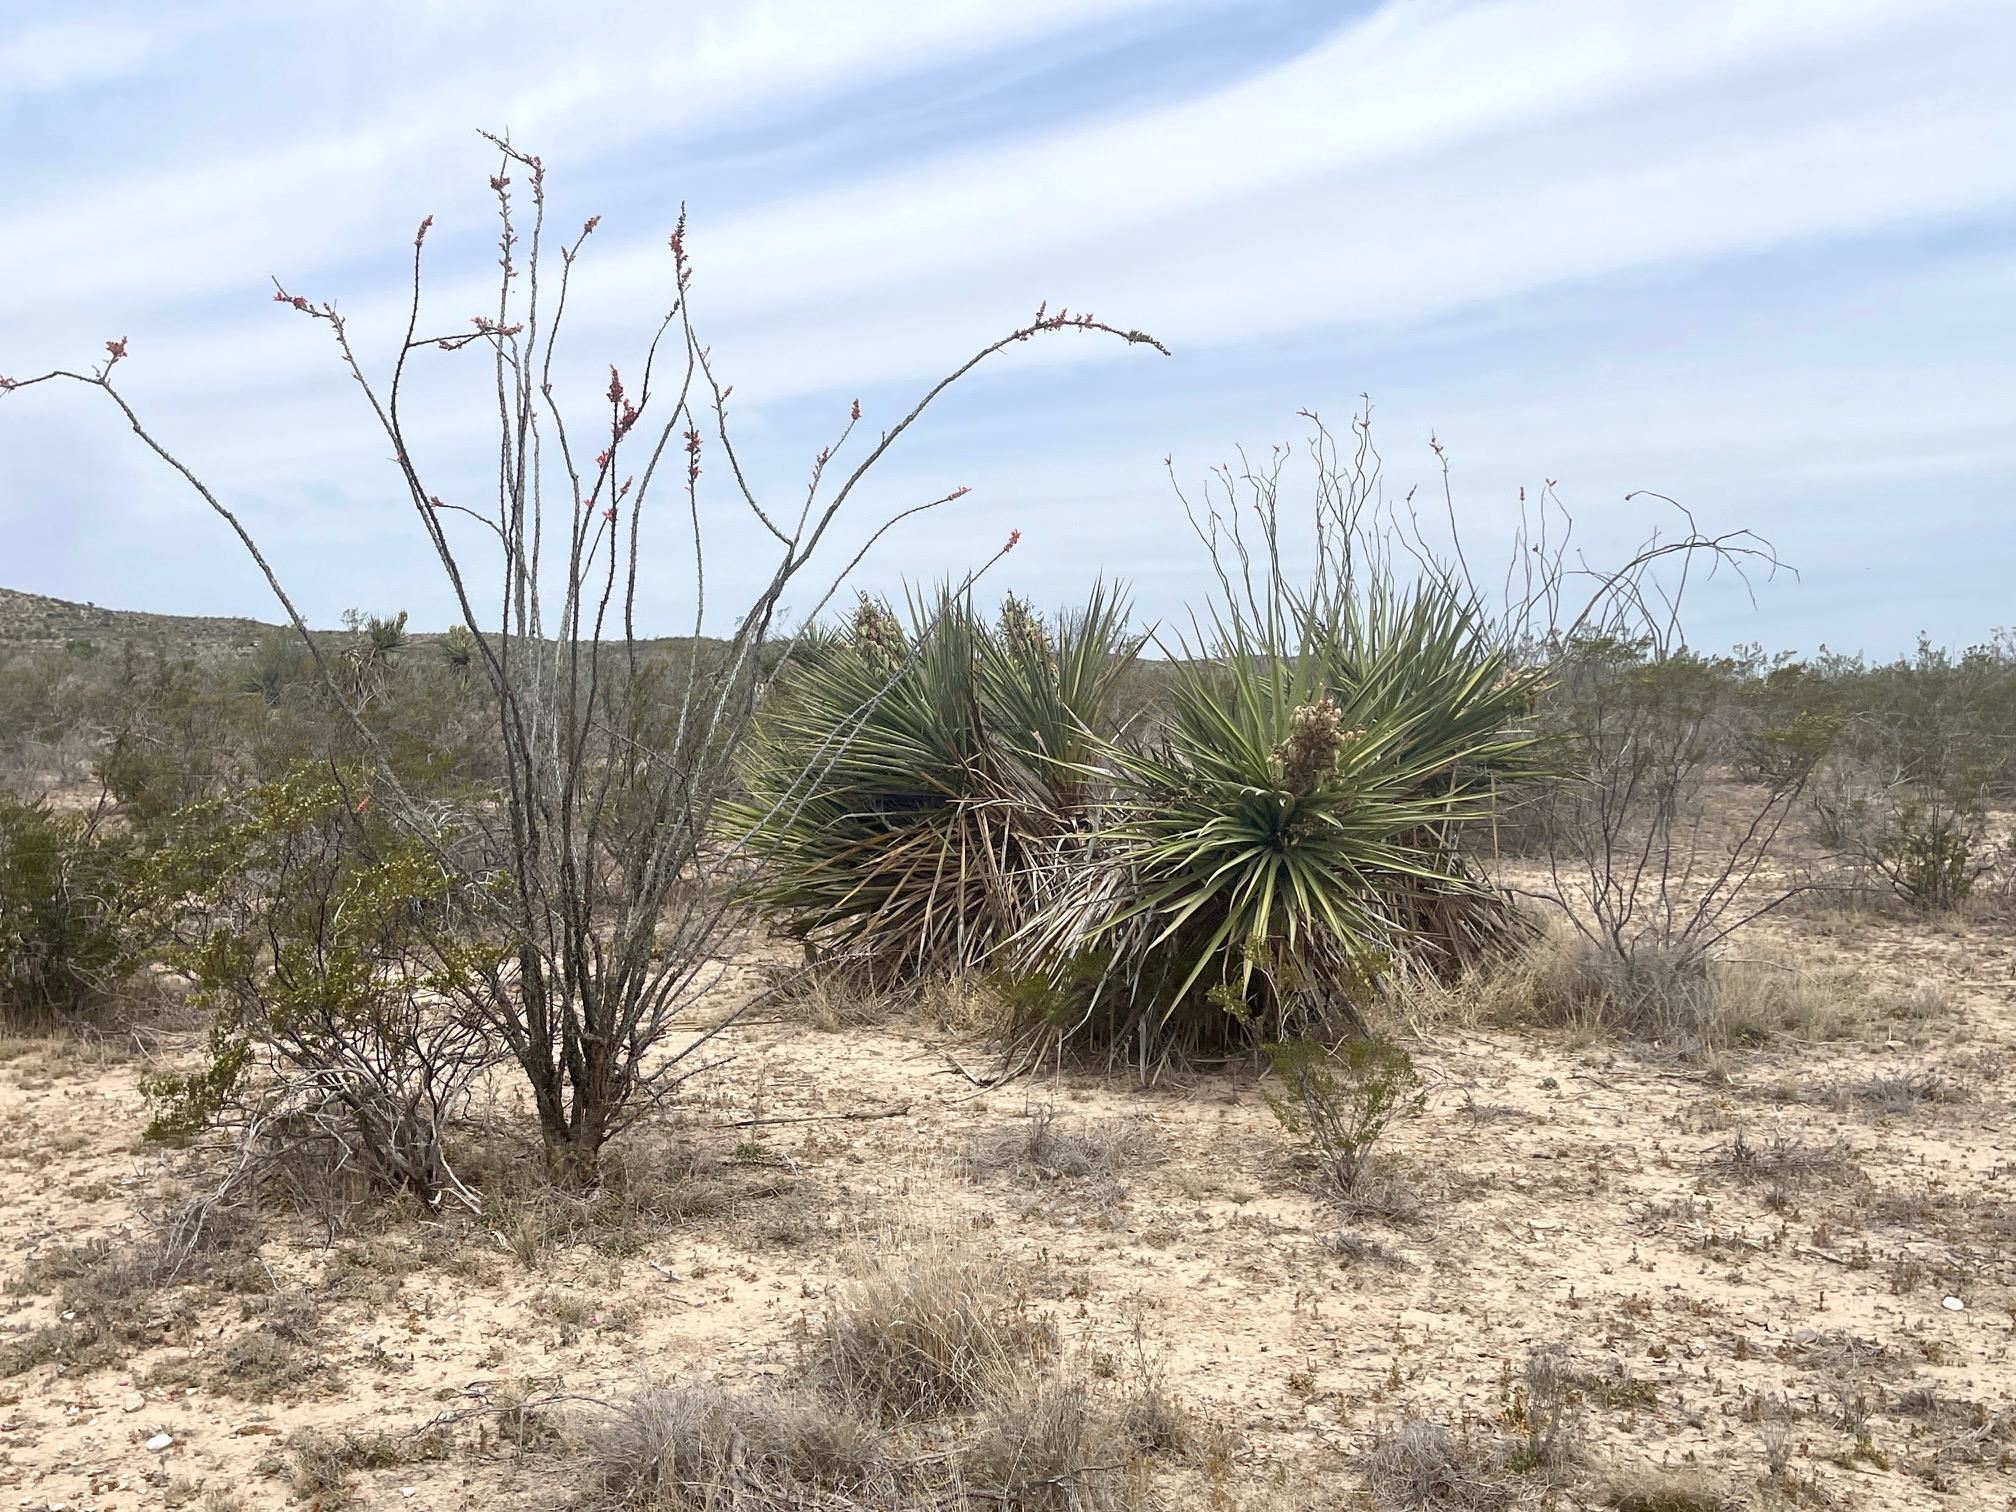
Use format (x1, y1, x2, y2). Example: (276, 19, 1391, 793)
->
(1709, 1129, 1860, 1187)
(1603, 1468, 1733, 1511)
(772, 958, 911, 1032)
(957, 1368, 1126, 1510)
(1, 1223, 267, 1380)
(577, 1236, 1204, 1510)
(1882, 1390, 2016, 1492)
(969, 1102, 1164, 1191)
(580, 1379, 892, 1508)
(1396, 922, 1869, 1057)
(139, 1296, 329, 1401)
(1364, 1419, 1504, 1509)
(1107, 1352, 1206, 1461)
(579, 1365, 1159, 1512)
(769, 962, 1013, 1036)
(467, 1132, 799, 1266)
(1842, 1070, 1970, 1115)
(819, 1242, 1056, 1423)
(286, 1425, 453, 1508)
(1362, 1348, 1584, 1508)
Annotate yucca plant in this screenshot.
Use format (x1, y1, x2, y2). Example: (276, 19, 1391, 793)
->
(731, 583, 1140, 981)
(1027, 579, 1545, 1066)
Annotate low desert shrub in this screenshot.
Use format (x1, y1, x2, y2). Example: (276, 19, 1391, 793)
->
(1504, 1346, 1582, 1473)
(1521, 636, 1818, 1020)
(138, 768, 503, 1206)
(1803, 636, 2016, 911)
(0, 795, 132, 1024)
(1263, 1035, 1422, 1202)
(1863, 798, 1993, 912)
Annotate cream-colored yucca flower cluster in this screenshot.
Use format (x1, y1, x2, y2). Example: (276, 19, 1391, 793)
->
(996, 593, 1058, 674)
(850, 593, 905, 663)
(1271, 696, 1361, 796)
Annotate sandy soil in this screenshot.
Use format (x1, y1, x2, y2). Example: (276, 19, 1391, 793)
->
(2, 909, 2013, 1510)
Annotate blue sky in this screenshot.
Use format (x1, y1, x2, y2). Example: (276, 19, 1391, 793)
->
(2, 0, 2012, 656)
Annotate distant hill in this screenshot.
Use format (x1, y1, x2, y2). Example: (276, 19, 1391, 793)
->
(0, 586, 279, 653)
(0, 586, 731, 661)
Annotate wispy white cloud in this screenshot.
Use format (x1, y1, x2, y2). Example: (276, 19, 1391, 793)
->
(2, 0, 2013, 654)
(0, 0, 1196, 308)
(0, 15, 169, 97)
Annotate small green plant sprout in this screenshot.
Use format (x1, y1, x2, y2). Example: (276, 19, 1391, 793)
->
(1262, 1033, 1423, 1198)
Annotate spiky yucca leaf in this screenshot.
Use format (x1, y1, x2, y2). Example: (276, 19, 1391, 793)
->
(730, 584, 1138, 981)
(1031, 581, 1544, 1061)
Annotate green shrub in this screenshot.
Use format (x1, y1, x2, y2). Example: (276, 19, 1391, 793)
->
(1872, 800, 1987, 911)
(1263, 1035, 1422, 1199)
(139, 769, 503, 1201)
(0, 796, 131, 1024)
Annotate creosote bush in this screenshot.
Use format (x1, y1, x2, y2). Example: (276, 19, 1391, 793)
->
(0, 795, 132, 1026)
(1263, 1034, 1422, 1202)
(138, 767, 501, 1206)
